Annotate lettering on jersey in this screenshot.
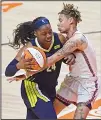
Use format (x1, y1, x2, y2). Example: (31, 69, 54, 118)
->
(54, 45, 60, 50)
(47, 64, 56, 72)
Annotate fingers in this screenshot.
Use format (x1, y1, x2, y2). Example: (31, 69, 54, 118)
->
(24, 64, 35, 70)
(7, 77, 16, 83)
(64, 56, 69, 60)
(66, 59, 72, 64)
(24, 58, 34, 62)
(7, 75, 26, 83)
(19, 56, 37, 70)
(64, 57, 75, 65)
(68, 58, 75, 65)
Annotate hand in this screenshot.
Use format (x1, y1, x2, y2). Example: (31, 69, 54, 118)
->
(16, 56, 36, 70)
(64, 53, 76, 65)
(7, 74, 26, 83)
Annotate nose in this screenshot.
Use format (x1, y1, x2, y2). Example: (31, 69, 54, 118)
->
(47, 33, 52, 39)
(57, 23, 60, 27)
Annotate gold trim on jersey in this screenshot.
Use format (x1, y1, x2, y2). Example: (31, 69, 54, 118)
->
(35, 34, 54, 52)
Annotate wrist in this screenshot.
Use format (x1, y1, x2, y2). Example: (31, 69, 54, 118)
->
(16, 62, 20, 70)
(5, 58, 19, 76)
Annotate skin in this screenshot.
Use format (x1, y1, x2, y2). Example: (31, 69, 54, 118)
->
(16, 24, 67, 70)
(7, 16, 90, 119)
(47, 14, 87, 67)
(47, 14, 90, 119)
(8, 23, 75, 81)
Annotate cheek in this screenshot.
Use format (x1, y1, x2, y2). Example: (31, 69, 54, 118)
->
(60, 21, 66, 27)
(60, 23, 67, 30)
(41, 36, 47, 42)
(63, 21, 69, 29)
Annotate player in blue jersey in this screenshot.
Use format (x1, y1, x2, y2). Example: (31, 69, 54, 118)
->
(5, 17, 75, 119)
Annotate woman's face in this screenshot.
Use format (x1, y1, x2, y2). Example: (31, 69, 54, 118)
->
(57, 14, 71, 33)
(35, 24, 53, 45)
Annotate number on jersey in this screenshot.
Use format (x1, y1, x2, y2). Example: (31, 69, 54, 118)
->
(47, 64, 56, 72)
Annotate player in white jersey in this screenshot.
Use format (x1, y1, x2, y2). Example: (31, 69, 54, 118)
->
(47, 3, 98, 119)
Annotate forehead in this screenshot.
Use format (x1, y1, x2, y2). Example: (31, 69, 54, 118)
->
(59, 14, 68, 20)
(38, 24, 52, 32)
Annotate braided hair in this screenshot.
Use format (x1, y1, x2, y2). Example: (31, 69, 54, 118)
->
(9, 17, 47, 49)
(59, 3, 82, 23)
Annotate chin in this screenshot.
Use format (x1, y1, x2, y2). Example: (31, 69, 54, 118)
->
(59, 30, 66, 33)
(58, 28, 65, 33)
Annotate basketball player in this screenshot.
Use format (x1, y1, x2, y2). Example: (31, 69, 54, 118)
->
(5, 17, 75, 119)
(46, 3, 98, 119)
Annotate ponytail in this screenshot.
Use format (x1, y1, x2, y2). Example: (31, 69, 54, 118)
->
(9, 21, 35, 49)
(9, 16, 50, 49)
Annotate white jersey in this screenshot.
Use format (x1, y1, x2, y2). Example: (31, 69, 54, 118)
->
(69, 31, 97, 78)
(57, 31, 98, 104)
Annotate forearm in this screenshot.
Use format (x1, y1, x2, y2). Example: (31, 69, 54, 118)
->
(47, 35, 87, 67)
(47, 53, 64, 67)
(46, 41, 77, 67)
(5, 59, 19, 77)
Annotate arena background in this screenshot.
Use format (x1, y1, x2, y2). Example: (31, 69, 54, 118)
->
(1, 1, 101, 119)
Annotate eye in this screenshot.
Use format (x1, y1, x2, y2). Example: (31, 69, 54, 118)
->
(41, 32, 46, 35)
(48, 31, 52, 35)
(59, 18, 62, 22)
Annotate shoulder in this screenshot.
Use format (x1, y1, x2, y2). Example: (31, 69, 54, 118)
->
(72, 31, 88, 41)
(70, 33, 88, 50)
(57, 33, 66, 45)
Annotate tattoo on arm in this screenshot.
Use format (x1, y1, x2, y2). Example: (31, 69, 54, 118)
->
(56, 35, 87, 57)
(47, 35, 87, 66)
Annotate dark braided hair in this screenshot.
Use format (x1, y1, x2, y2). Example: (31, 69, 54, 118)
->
(59, 3, 82, 23)
(9, 17, 46, 49)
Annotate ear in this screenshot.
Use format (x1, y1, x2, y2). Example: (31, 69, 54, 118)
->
(68, 17, 74, 24)
(34, 31, 37, 37)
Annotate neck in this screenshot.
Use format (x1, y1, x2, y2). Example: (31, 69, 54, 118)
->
(66, 26, 77, 39)
(42, 42, 51, 50)
(38, 40, 51, 50)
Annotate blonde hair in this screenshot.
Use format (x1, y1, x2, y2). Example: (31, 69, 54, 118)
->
(59, 3, 82, 23)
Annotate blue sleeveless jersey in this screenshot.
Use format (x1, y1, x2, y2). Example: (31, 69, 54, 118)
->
(21, 32, 63, 108)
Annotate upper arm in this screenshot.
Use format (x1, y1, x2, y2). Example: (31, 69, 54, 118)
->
(77, 35, 88, 50)
(15, 42, 33, 61)
(58, 33, 66, 45)
(60, 34, 88, 56)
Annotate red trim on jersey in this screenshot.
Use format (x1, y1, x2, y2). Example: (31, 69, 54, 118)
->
(81, 51, 95, 77)
(56, 94, 77, 105)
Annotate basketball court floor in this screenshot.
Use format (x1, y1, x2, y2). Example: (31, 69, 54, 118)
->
(1, 1, 101, 119)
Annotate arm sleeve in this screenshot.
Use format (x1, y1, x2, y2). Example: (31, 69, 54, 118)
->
(5, 59, 19, 77)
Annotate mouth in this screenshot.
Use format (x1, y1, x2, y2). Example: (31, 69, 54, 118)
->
(46, 39, 52, 42)
(58, 27, 61, 31)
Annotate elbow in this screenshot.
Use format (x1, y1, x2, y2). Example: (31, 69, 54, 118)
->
(82, 42, 88, 50)
(5, 69, 13, 77)
(5, 72, 11, 77)
(5, 67, 15, 77)
(79, 42, 88, 51)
